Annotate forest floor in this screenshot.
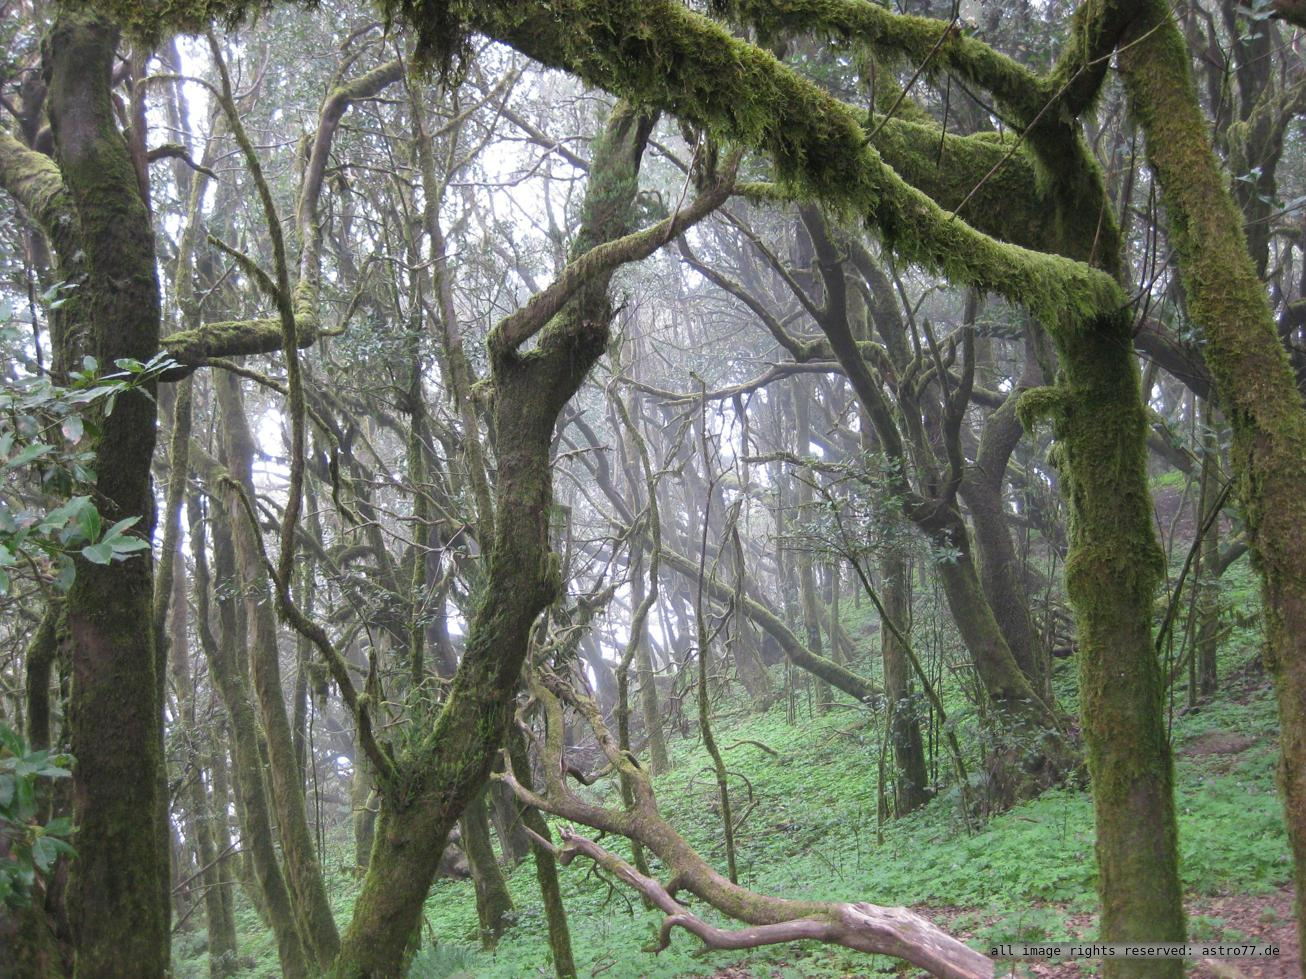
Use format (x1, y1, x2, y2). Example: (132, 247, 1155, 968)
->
(178, 562, 1297, 978)
(397, 601, 1293, 979)
(701, 605, 1299, 979)
(711, 884, 1299, 979)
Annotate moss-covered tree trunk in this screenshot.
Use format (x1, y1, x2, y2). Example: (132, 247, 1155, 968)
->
(880, 551, 930, 815)
(1024, 312, 1185, 978)
(351, 753, 377, 875)
(1113, 0, 1306, 950)
(507, 729, 577, 979)
(45, 10, 170, 974)
(215, 370, 340, 968)
(329, 321, 608, 976)
(461, 789, 515, 947)
(189, 492, 311, 978)
(329, 102, 658, 979)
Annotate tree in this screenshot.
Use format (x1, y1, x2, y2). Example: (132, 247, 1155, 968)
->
(5, 1, 1306, 976)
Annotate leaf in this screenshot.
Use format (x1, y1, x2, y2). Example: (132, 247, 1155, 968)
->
(54, 557, 75, 591)
(61, 415, 84, 443)
(100, 516, 140, 542)
(80, 541, 115, 565)
(2, 442, 54, 470)
(15, 750, 48, 775)
(32, 836, 58, 873)
(44, 837, 76, 858)
(110, 537, 151, 556)
(64, 383, 121, 405)
(43, 817, 73, 837)
(75, 500, 101, 544)
(0, 725, 22, 753)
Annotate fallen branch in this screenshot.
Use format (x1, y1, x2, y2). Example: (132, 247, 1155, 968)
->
(528, 826, 992, 979)
(499, 674, 992, 979)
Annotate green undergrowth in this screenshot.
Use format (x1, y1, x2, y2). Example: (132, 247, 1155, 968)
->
(174, 592, 1287, 978)
(405, 649, 1284, 978)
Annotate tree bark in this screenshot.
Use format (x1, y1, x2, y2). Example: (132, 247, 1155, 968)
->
(462, 788, 515, 947)
(1113, 0, 1306, 953)
(190, 492, 311, 978)
(331, 101, 678, 978)
(881, 551, 931, 815)
(507, 730, 577, 979)
(216, 370, 340, 969)
(46, 11, 169, 973)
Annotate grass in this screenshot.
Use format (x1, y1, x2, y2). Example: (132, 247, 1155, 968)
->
(173, 561, 1290, 978)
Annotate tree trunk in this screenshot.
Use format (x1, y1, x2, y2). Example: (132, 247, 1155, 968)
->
(462, 789, 515, 947)
(489, 776, 532, 866)
(330, 102, 659, 978)
(167, 533, 239, 976)
(1111, 0, 1306, 954)
(1195, 406, 1220, 699)
(190, 493, 311, 978)
(508, 730, 577, 979)
(46, 11, 169, 973)
(1041, 310, 1185, 978)
(216, 371, 340, 968)
(630, 550, 670, 773)
(881, 552, 931, 815)
(960, 375, 1052, 705)
(930, 525, 1061, 749)
(795, 389, 833, 711)
(351, 754, 377, 875)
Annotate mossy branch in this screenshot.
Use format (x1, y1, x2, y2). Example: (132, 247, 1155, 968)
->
(469, 0, 1122, 327)
(221, 474, 398, 787)
(723, 0, 1045, 123)
(499, 674, 992, 979)
(0, 126, 77, 241)
(489, 162, 735, 357)
(161, 317, 315, 367)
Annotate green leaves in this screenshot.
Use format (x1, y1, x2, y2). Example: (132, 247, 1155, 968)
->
(80, 516, 150, 565)
(0, 725, 76, 909)
(0, 307, 177, 594)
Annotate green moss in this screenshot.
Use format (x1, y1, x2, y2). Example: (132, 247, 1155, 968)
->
(725, 0, 1046, 123)
(1116, 0, 1306, 955)
(460, 0, 1124, 330)
(45, 9, 172, 974)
